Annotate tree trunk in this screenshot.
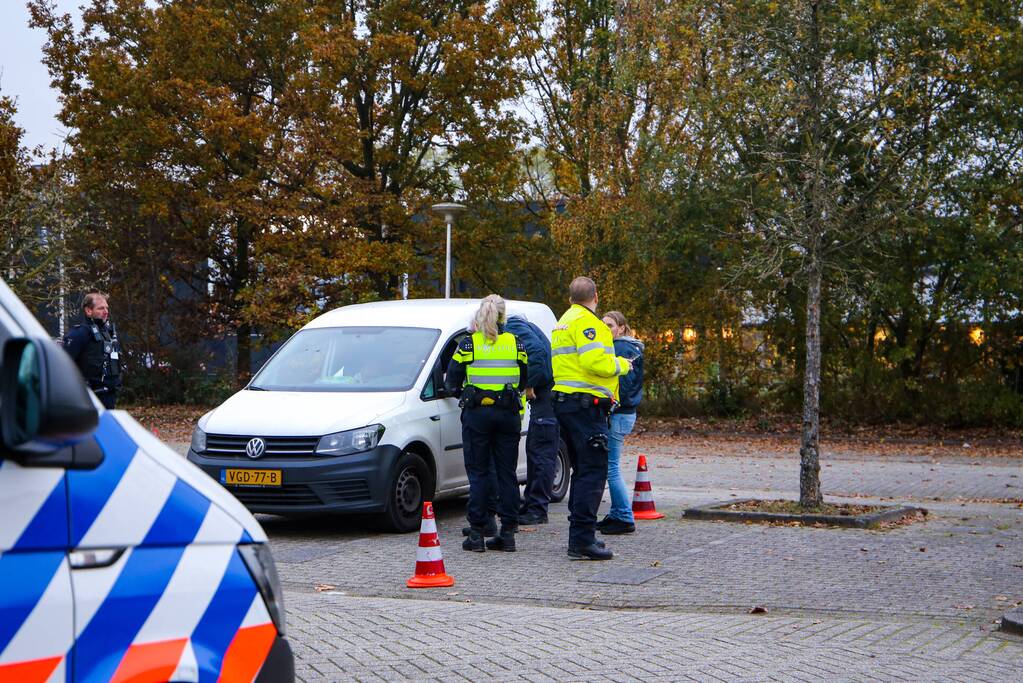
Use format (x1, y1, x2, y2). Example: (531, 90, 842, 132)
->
(234, 223, 252, 386)
(799, 261, 824, 508)
(237, 320, 252, 386)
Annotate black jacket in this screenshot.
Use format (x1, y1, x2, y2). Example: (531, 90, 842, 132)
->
(63, 318, 122, 392)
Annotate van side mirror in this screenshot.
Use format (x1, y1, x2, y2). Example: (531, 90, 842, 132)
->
(1, 337, 101, 469)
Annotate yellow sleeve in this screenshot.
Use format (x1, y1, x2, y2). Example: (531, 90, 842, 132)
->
(573, 320, 626, 378)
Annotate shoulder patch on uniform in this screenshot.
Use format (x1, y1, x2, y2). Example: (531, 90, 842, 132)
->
(459, 337, 474, 351)
(583, 328, 597, 340)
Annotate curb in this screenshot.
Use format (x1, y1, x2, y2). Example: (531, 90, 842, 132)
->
(683, 499, 927, 529)
(1002, 607, 1023, 636)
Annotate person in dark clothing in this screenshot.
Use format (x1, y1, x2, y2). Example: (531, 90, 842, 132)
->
(505, 314, 559, 525)
(598, 310, 644, 534)
(63, 290, 123, 409)
(445, 295, 529, 552)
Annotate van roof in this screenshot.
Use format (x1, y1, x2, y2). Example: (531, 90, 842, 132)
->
(303, 298, 557, 333)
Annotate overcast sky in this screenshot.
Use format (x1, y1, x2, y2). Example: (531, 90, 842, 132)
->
(1, 0, 81, 152)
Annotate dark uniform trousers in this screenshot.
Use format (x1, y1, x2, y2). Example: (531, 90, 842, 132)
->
(461, 405, 522, 529)
(520, 394, 559, 517)
(479, 398, 559, 520)
(554, 397, 610, 548)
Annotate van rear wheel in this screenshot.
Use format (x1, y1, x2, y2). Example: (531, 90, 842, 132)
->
(550, 438, 570, 503)
(382, 452, 434, 533)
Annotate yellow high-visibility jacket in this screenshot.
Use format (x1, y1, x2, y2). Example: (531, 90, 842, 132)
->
(452, 331, 528, 391)
(551, 304, 630, 401)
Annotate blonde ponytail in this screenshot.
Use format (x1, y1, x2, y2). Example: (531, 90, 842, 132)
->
(473, 294, 506, 343)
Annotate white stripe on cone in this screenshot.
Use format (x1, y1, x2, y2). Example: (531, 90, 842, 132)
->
(415, 546, 444, 563)
(420, 517, 437, 535)
(632, 491, 654, 503)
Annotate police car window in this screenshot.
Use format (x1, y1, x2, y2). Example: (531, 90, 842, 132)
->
(250, 327, 440, 392)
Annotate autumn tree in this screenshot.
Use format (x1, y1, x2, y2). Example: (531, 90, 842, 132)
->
(30, 0, 531, 384)
(0, 94, 85, 322)
(709, 0, 1023, 506)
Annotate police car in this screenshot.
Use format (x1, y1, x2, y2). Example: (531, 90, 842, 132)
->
(0, 279, 294, 681)
(188, 299, 569, 532)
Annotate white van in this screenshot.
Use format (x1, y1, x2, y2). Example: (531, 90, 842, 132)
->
(187, 299, 569, 532)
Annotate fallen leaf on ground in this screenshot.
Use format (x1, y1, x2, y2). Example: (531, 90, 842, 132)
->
(314, 583, 336, 592)
(749, 605, 768, 614)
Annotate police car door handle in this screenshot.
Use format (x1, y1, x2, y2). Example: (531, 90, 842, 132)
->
(69, 547, 125, 569)
(430, 415, 441, 421)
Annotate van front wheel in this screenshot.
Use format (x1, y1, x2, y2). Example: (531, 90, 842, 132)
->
(382, 452, 434, 533)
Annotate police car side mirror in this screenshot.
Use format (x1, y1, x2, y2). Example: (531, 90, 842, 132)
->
(1, 337, 100, 467)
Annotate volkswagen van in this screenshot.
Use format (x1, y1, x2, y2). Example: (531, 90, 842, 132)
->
(187, 299, 569, 532)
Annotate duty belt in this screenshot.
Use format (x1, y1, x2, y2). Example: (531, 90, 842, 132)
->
(552, 391, 615, 412)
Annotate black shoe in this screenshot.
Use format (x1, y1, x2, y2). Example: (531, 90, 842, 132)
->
(595, 515, 613, 529)
(462, 518, 498, 537)
(462, 529, 486, 552)
(517, 512, 548, 525)
(598, 518, 635, 535)
(485, 528, 517, 552)
(567, 543, 614, 560)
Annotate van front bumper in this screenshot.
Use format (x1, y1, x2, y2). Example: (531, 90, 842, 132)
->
(187, 444, 403, 515)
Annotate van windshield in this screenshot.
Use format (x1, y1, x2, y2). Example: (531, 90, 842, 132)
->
(249, 326, 440, 392)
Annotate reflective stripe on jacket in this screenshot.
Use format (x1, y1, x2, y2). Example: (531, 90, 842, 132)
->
(551, 304, 630, 400)
(453, 331, 528, 391)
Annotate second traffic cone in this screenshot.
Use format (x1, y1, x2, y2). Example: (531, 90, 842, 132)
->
(631, 454, 665, 520)
(406, 501, 455, 588)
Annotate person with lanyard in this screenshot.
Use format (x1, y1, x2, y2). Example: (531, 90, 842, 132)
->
(63, 289, 124, 408)
(551, 277, 632, 560)
(446, 295, 529, 553)
(598, 310, 645, 535)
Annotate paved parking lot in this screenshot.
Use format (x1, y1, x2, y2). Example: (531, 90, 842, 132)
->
(176, 438, 1023, 680)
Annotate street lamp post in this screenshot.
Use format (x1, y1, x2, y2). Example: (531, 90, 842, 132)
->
(430, 202, 466, 299)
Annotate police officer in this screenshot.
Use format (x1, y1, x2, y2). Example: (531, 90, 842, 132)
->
(551, 277, 632, 560)
(63, 290, 123, 408)
(446, 295, 528, 553)
(505, 313, 559, 525)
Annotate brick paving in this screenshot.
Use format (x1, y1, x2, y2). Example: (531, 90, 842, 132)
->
(286, 594, 1023, 682)
(173, 439, 1023, 679)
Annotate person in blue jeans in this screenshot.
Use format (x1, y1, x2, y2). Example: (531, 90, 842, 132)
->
(598, 310, 644, 535)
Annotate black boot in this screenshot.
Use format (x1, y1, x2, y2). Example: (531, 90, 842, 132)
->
(485, 525, 517, 552)
(462, 526, 486, 552)
(462, 517, 498, 537)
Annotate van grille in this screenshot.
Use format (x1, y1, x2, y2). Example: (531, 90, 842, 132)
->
(229, 479, 372, 508)
(204, 434, 320, 458)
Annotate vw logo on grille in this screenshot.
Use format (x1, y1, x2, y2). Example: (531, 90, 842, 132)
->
(245, 437, 266, 459)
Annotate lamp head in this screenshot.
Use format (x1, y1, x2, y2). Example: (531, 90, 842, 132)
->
(430, 202, 466, 223)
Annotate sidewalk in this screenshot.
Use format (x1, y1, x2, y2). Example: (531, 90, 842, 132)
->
(258, 439, 1022, 681)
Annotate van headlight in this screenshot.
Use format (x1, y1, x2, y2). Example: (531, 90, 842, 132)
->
(238, 543, 286, 635)
(190, 425, 207, 453)
(315, 424, 385, 456)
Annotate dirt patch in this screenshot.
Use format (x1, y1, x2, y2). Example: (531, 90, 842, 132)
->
(121, 404, 210, 443)
(633, 419, 1023, 460)
(723, 500, 884, 516)
(117, 404, 1023, 460)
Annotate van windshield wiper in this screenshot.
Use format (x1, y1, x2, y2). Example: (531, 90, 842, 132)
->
(247, 385, 267, 391)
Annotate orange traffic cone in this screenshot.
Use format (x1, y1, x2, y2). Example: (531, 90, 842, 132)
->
(631, 454, 665, 520)
(406, 502, 455, 588)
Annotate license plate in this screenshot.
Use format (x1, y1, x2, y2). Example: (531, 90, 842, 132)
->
(221, 469, 282, 487)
